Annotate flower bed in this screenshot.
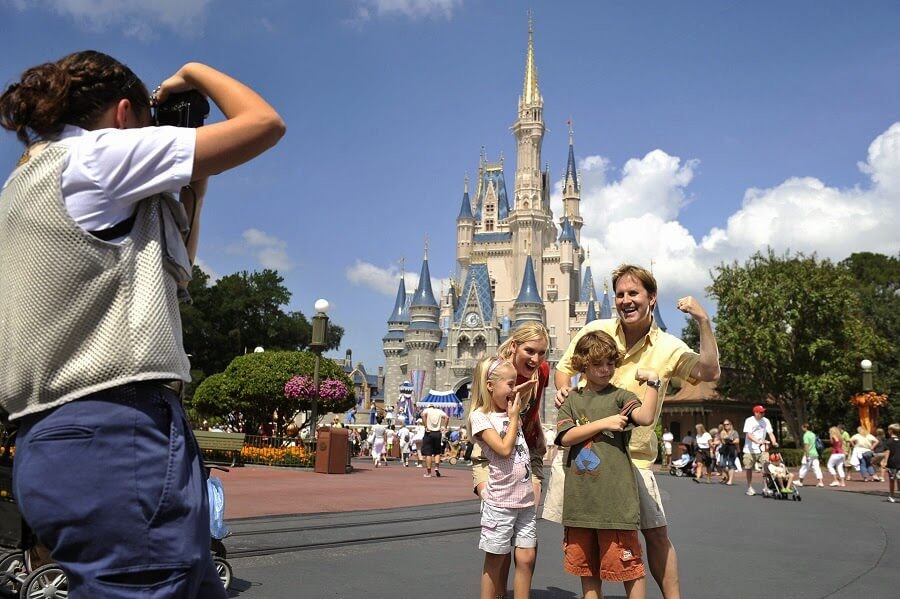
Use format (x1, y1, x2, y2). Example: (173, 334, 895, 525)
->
(240, 435, 315, 468)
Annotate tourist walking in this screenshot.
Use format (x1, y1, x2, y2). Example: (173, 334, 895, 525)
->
(850, 426, 879, 482)
(742, 405, 778, 496)
(795, 422, 824, 487)
(371, 415, 387, 467)
(553, 264, 721, 599)
(662, 428, 674, 467)
(421, 403, 448, 477)
(827, 426, 847, 487)
(883, 424, 900, 503)
(468, 356, 538, 599)
(718, 420, 739, 485)
(693, 424, 712, 483)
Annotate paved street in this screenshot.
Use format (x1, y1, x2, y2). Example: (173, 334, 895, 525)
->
(215, 461, 900, 598)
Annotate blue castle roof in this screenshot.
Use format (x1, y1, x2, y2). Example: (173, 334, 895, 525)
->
(580, 265, 596, 303)
(410, 256, 438, 307)
(601, 288, 613, 319)
(586, 299, 597, 323)
(515, 255, 543, 305)
(387, 276, 409, 324)
(565, 139, 579, 192)
(454, 263, 494, 323)
(558, 217, 578, 248)
(474, 169, 510, 221)
(653, 302, 667, 332)
(457, 189, 474, 220)
(474, 232, 513, 243)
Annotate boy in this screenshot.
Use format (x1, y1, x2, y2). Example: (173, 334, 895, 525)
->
(397, 422, 412, 467)
(884, 424, 900, 503)
(555, 331, 662, 599)
(765, 453, 795, 493)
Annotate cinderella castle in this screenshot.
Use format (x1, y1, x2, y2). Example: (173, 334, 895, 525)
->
(378, 18, 667, 416)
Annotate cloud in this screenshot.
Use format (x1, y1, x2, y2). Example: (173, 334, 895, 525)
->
(13, 0, 210, 38)
(554, 122, 900, 302)
(227, 228, 294, 272)
(346, 259, 448, 299)
(347, 0, 462, 26)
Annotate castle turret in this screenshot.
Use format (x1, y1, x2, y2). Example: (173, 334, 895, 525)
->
(512, 255, 545, 328)
(510, 15, 553, 291)
(653, 302, 667, 332)
(558, 216, 576, 274)
(405, 249, 441, 395)
(382, 274, 410, 410)
(562, 121, 583, 243)
(456, 176, 475, 275)
(586, 299, 597, 324)
(580, 249, 596, 303)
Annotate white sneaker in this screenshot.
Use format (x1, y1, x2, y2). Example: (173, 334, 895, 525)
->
(794, 481, 803, 487)
(889, 497, 896, 503)
(746, 487, 756, 496)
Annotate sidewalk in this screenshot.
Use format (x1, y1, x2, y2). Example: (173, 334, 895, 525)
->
(220, 458, 897, 521)
(219, 459, 477, 520)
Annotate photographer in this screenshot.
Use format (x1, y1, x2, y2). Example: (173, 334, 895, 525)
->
(0, 51, 284, 597)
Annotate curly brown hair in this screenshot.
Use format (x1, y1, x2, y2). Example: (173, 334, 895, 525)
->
(569, 330, 622, 373)
(0, 50, 150, 145)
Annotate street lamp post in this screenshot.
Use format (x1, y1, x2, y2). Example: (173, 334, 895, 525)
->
(309, 299, 330, 445)
(861, 359, 873, 392)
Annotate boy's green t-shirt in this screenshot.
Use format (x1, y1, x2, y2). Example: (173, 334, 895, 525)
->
(803, 430, 818, 458)
(556, 385, 641, 530)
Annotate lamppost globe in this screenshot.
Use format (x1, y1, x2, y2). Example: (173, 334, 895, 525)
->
(860, 359, 873, 371)
(253, 346, 264, 353)
(314, 298, 330, 314)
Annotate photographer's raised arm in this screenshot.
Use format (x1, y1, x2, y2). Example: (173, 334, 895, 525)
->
(156, 63, 286, 179)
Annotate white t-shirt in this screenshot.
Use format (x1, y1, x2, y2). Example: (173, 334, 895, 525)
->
(397, 427, 411, 450)
(422, 406, 446, 432)
(696, 432, 712, 449)
(662, 431, 674, 451)
(743, 415, 773, 454)
(55, 124, 195, 229)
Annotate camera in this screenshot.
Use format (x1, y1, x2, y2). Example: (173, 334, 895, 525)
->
(153, 90, 209, 128)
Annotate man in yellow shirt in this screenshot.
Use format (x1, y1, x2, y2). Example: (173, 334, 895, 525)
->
(554, 264, 720, 599)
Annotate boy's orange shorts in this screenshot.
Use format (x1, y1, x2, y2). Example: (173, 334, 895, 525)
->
(563, 526, 645, 582)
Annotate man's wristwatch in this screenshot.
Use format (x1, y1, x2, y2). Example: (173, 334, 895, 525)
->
(647, 379, 662, 389)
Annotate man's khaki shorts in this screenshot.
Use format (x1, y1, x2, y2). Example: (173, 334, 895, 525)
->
(742, 451, 769, 470)
(635, 467, 667, 530)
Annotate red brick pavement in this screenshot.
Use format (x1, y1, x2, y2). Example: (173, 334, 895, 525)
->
(218, 461, 476, 520)
(218, 461, 892, 520)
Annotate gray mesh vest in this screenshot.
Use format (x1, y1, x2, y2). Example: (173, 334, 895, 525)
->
(0, 143, 190, 420)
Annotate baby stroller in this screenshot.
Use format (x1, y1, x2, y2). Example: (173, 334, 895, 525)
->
(207, 465, 234, 591)
(669, 453, 694, 477)
(761, 453, 802, 501)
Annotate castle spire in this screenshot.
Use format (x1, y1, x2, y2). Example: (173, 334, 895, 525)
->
(522, 10, 540, 106)
(565, 119, 579, 192)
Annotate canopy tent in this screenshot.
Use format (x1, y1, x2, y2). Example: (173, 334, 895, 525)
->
(416, 390, 465, 419)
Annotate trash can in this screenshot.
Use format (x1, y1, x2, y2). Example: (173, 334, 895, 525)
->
(315, 427, 350, 474)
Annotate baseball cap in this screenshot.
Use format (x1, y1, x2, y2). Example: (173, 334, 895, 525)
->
(753, 405, 766, 414)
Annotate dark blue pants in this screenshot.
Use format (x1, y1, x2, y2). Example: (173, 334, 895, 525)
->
(13, 383, 226, 598)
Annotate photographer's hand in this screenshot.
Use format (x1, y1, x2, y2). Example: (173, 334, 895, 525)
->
(155, 63, 285, 180)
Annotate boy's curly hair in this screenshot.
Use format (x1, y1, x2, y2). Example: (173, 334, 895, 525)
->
(570, 330, 622, 372)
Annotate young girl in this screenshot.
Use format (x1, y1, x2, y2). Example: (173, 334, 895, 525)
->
(371, 415, 387, 468)
(827, 426, 847, 487)
(468, 356, 538, 599)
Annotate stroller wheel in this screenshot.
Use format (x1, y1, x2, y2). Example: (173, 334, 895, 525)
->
(0, 551, 24, 597)
(20, 563, 67, 599)
(213, 556, 233, 590)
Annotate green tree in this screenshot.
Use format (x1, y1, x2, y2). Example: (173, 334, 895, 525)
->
(841, 252, 900, 425)
(192, 350, 355, 436)
(709, 250, 888, 440)
(680, 317, 700, 352)
(181, 266, 344, 383)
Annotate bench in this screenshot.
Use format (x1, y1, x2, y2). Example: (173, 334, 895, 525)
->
(193, 431, 246, 467)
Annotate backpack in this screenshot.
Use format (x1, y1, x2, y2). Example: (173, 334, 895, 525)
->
(815, 436, 825, 454)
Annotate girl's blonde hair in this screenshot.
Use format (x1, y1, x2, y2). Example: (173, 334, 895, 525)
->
(465, 355, 514, 437)
(497, 321, 549, 409)
(695, 423, 706, 435)
(829, 426, 842, 442)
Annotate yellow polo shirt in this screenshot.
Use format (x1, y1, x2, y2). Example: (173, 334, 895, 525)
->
(556, 318, 699, 468)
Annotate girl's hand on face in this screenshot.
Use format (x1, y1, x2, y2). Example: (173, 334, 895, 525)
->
(514, 379, 538, 396)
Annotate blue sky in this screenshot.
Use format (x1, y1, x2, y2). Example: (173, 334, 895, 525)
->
(2, 0, 898, 372)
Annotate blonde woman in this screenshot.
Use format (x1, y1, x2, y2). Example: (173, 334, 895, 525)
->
(827, 426, 847, 487)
